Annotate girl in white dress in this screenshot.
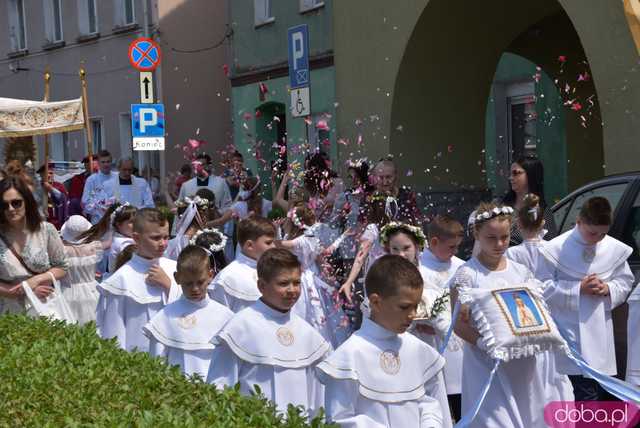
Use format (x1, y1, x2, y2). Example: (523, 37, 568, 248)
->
(338, 192, 395, 307)
(75, 203, 136, 275)
(505, 194, 574, 405)
(276, 204, 349, 348)
(379, 222, 451, 349)
(452, 202, 547, 428)
(59, 215, 112, 324)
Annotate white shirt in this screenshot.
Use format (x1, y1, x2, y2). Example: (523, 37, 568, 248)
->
(538, 227, 634, 375)
(103, 176, 155, 209)
(417, 249, 465, 395)
(96, 254, 182, 352)
(81, 171, 118, 222)
(209, 251, 260, 312)
(207, 299, 330, 415)
(178, 175, 232, 211)
(317, 317, 451, 428)
(144, 296, 233, 379)
(627, 285, 640, 385)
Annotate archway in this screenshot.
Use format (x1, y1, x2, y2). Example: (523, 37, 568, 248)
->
(390, 0, 603, 202)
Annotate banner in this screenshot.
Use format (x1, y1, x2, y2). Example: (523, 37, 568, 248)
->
(0, 97, 85, 138)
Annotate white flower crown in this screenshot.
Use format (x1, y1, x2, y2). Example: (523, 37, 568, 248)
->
(110, 202, 131, 223)
(474, 206, 514, 223)
(379, 221, 427, 249)
(346, 157, 368, 169)
(189, 228, 227, 253)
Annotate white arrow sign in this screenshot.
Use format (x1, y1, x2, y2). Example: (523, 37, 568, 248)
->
(139, 72, 154, 103)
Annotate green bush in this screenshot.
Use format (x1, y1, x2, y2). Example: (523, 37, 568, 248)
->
(0, 315, 335, 427)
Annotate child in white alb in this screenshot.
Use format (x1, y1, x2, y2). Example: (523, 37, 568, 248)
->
(144, 241, 232, 379)
(207, 248, 330, 416)
(537, 196, 634, 401)
(452, 202, 547, 427)
(317, 255, 450, 428)
(276, 204, 350, 348)
(97, 208, 181, 352)
(209, 216, 275, 312)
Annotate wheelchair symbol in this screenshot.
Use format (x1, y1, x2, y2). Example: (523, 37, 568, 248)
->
(295, 91, 305, 114)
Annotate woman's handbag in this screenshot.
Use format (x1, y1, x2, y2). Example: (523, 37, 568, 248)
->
(21, 272, 77, 324)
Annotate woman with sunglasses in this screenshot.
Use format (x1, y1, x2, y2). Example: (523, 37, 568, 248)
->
(0, 176, 68, 314)
(501, 155, 558, 246)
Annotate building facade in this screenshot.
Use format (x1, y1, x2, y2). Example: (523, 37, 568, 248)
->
(332, 0, 640, 205)
(228, 0, 335, 196)
(0, 0, 231, 183)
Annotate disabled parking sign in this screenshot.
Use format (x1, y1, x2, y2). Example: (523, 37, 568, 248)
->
(131, 104, 165, 151)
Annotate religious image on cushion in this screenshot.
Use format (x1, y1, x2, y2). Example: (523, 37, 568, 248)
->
(457, 284, 566, 362)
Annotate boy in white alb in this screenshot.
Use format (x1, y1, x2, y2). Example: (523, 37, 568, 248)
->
(538, 197, 634, 401)
(144, 245, 233, 379)
(419, 215, 465, 421)
(207, 248, 330, 416)
(317, 255, 451, 428)
(97, 208, 181, 352)
(209, 217, 275, 312)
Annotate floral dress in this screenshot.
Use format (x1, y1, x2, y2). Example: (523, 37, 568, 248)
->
(0, 222, 68, 315)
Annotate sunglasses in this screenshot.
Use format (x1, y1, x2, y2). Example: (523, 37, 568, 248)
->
(1, 199, 24, 210)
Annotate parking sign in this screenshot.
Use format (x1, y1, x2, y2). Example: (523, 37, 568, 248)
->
(131, 103, 165, 150)
(287, 24, 310, 89)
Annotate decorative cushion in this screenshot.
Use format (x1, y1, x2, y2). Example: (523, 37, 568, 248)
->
(458, 284, 567, 361)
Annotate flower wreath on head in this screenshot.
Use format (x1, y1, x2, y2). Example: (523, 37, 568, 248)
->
(346, 157, 368, 169)
(379, 221, 427, 251)
(175, 196, 210, 209)
(474, 206, 514, 224)
(189, 228, 227, 253)
(110, 202, 131, 223)
(287, 207, 309, 230)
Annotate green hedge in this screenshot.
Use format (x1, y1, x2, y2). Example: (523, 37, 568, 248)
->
(0, 315, 335, 427)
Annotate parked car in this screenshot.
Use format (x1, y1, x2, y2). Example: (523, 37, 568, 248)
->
(551, 171, 640, 378)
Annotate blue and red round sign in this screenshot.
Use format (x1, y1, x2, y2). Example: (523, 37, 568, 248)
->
(128, 38, 161, 72)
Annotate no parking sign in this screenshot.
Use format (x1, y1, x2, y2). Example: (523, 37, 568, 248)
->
(128, 38, 161, 72)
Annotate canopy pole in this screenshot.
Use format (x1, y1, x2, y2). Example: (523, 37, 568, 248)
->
(79, 67, 93, 173)
(43, 68, 51, 179)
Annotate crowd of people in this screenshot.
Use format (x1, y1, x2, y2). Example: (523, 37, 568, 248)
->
(0, 150, 638, 427)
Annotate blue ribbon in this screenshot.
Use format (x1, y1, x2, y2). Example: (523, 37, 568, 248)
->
(554, 319, 640, 404)
(454, 359, 501, 427)
(438, 300, 461, 355)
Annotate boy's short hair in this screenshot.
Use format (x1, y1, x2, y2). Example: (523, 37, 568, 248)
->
(176, 245, 210, 274)
(98, 149, 111, 159)
(427, 214, 464, 240)
(237, 216, 276, 246)
(365, 255, 423, 298)
(257, 248, 301, 283)
(579, 196, 612, 226)
(133, 208, 168, 233)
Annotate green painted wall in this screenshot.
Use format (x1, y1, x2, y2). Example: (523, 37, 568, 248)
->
(333, 0, 640, 195)
(230, 0, 333, 73)
(485, 53, 568, 205)
(231, 67, 337, 197)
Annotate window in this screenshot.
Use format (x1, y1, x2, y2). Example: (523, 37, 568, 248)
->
(78, 0, 98, 35)
(300, 0, 324, 13)
(559, 182, 629, 233)
(254, 0, 274, 26)
(49, 132, 69, 161)
(8, 0, 27, 51)
(114, 0, 135, 27)
(90, 118, 103, 154)
(43, 0, 64, 43)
